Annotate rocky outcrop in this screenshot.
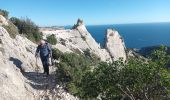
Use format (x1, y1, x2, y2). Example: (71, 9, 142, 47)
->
(41, 20, 112, 62)
(0, 15, 127, 99)
(0, 15, 8, 26)
(105, 29, 127, 61)
(0, 26, 37, 100)
(0, 15, 78, 100)
(0, 52, 34, 100)
(41, 20, 127, 62)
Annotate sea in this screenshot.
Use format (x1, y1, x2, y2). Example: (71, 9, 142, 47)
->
(66, 23, 170, 49)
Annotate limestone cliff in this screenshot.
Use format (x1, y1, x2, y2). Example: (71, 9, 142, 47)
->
(41, 19, 127, 62)
(0, 16, 78, 100)
(40, 20, 112, 62)
(0, 15, 127, 99)
(105, 29, 127, 61)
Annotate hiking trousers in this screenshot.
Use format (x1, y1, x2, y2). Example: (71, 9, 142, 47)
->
(40, 55, 49, 75)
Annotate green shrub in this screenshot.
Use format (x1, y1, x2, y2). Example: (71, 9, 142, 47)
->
(81, 46, 170, 99)
(52, 48, 100, 96)
(81, 36, 86, 41)
(52, 48, 63, 60)
(83, 49, 100, 64)
(10, 17, 42, 43)
(53, 45, 170, 99)
(47, 34, 57, 45)
(2, 21, 19, 38)
(0, 9, 9, 19)
(0, 9, 19, 38)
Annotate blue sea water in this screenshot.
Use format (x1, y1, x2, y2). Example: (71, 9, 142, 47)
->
(66, 23, 170, 49)
(87, 23, 170, 48)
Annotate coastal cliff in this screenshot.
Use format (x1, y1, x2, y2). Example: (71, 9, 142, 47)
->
(41, 19, 126, 62)
(0, 15, 126, 100)
(105, 29, 127, 61)
(0, 15, 78, 100)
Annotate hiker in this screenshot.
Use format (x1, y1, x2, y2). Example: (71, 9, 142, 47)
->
(35, 39, 52, 75)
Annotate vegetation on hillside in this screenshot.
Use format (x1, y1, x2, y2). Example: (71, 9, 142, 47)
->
(139, 45, 170, 57)
(10, 17, 42, 42)
(0, 9, 19, 38)
(0, 9, 9, 18)
(72, 18, 83, 29)
(47, 34, 57, 45)
(52, 48, 100, 95)
(1, 9, 169, 100)
(0, 9, 42, 42)
(2, 21, 19, 38)
(53, 46, 170, 99)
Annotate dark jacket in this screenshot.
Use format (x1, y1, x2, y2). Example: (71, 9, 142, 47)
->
(36, 43, 52, 58)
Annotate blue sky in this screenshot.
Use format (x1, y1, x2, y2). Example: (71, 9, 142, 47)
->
(0, 0, 170, 26)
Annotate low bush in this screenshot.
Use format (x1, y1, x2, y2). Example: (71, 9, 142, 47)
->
(81, 46, 170, 99)
(10, 17, 42, 43)
(52, 48, 99, 96)
(2, 21, 19, 38)
(81, 36, 86, 41)
(53, 46, 170, 99)
(0, 9, 9, 19)
(47, 34, 57, 45)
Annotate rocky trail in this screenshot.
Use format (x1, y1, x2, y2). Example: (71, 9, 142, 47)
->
(0, 15, 126, 100)
(23, 64, 77, 100)
(23, 68, 58, 100)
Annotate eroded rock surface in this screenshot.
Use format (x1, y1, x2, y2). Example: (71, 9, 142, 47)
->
(105, 29, 127, 61)
(0, 16, 127, 100)
(0, 15, 78, 100)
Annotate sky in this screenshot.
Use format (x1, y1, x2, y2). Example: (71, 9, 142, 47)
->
(0, 0, 170, 26)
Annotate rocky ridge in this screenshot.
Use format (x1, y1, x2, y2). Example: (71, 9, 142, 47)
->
(105, 29, 127, 61)
(0, 15, 78, 100)
(40, 19, 127, 62)
(0, 15, 127, 100)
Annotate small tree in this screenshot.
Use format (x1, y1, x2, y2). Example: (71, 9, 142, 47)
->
(47, 34, 57, 45)
(10, 17, 42, 43)
(0, 9, 9, 19)
(81, 46, 170, 99)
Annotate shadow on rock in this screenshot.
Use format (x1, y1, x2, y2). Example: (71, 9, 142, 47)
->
(23, 72, 57, 90)
(9, 57, 23, 69)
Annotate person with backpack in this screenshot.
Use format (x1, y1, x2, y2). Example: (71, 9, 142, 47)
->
(35, 39, 52, 75)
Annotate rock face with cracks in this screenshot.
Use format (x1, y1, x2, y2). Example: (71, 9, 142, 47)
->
(105, 29, 127, 61)
(40, 19, 127, 62)
(0, 15, 126, 100)
(0, 15, 78, 100)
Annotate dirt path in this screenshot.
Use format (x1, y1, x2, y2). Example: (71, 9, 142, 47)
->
(23, 67, 63, 100)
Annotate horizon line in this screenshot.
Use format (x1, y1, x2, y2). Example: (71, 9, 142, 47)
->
(39, 21, 170, 27)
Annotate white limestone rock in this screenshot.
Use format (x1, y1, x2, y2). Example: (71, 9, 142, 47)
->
(0, 16, 127, 100)
(105, 29, 127, 61)
(0, 24, 78, 100)
(0, 15, 8, 26)
(40, 19, 112, 62)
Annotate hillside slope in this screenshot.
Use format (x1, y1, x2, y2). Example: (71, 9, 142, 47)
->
(0, 15, 127, 100)
(0, 16, 78, 100)
(40, 20, 127, 62)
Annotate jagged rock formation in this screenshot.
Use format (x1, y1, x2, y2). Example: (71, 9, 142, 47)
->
(0, 15, 78, 100)
(0, 15, 127, 100)
(41, 19, 127, 62)
(105, 29, 127, 61)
